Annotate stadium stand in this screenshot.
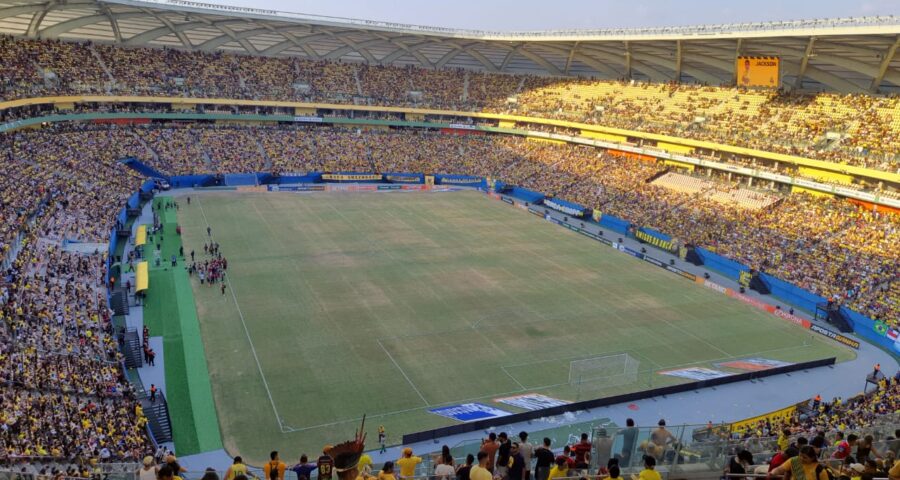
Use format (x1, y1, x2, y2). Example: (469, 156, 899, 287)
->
(1, 35, 900, 172)
(1, 28, 900, 477)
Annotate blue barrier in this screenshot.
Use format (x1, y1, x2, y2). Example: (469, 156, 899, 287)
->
(107, 229, 116, 285)
(170, 174, 216, 188)
(256, 173, 274, 185)
(695, 247, 750, 281)
(597, 213, 631, 235)
(506, 187, 545, 203)
(274, 173, 323, 184)
(224, 173, 258, 186)
(126, 192, 140, 210)
(383, 172, 425, 183)
(839, 308, 900, 355)
(140, 180, 156, 194)
(758, 273, 828, 314)
(120, 157, 169, 180)
(117, 207, 127, 226)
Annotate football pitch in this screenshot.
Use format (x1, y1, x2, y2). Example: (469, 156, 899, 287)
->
(176, 190, 853, 462)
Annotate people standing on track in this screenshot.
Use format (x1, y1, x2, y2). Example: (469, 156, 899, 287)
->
(378, 425, 387, 454)
(264, 451, 286, 480)
(397, 447, 422, 479)
(290, 455, 317, 480)
(317, 447, 335, 480)
(225, 457, 248, 480)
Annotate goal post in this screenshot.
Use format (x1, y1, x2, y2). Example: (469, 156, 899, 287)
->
(568, 353, 640, 393)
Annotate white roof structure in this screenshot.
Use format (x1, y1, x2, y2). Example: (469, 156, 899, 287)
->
(1, 0, 900, 92)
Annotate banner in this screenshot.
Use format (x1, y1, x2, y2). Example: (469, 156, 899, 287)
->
(659, 367, 731, 381)
(730, 403, 799, 433)
(736, 56, 780, 88)
(809, 324, 860, 349)
(268, 185, 325, 192)
(717, 358, 792, 372)
(643, 255, 664, 267)
(322, 173, 382, 181)
(495, 394, 569, 411)
(635, 229, 673, 251)
(135, 225, 147, 247)
(665, 264, 697, 281)
(543, 197, 588, 217)
(293, 116, 323, 123)
(135, 261, 149, 292)
(739, 271, 752, 288)
(592, 210, 602, 223)
(429, 403, 511, 422)
(384, 175, 421, 183)
(438, 175, 483, 185)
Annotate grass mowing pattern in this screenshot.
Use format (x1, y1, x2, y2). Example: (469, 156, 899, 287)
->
(176, 190, 854, 463)
(142, 197, 222, 455)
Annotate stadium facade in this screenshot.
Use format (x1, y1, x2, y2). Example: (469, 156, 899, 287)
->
(0, 0, 899, 92)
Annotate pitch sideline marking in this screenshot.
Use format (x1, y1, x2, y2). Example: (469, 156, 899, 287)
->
(196, 197, 287, 432)
(500, 365, 527, 390)
(376, 339, 431, 406)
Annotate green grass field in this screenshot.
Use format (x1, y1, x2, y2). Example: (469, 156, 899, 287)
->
(175, 190, 853, 463)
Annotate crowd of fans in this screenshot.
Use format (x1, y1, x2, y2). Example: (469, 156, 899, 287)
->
(2, 36, 899, 172)
(3, 122, 898, 326)
(1, 34, 899, 469)
(0, 123, 149, 461)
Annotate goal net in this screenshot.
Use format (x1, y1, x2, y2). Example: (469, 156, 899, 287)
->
(568, 353, 639, 391)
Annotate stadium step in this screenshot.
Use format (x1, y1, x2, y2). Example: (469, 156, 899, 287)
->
(123, 328, 144, 369)
(141, 391, 174, 443)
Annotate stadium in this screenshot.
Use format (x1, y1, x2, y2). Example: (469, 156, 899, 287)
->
(0, 0, 898, 479)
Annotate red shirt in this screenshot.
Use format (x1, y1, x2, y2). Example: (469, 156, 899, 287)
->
(769, 452, 789, 471)
(572, 442, 592, 464)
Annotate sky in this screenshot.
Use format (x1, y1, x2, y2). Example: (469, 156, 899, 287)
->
(205, 0, 900, 31)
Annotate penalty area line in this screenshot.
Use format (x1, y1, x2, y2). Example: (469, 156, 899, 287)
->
(376, 339, 430, 407)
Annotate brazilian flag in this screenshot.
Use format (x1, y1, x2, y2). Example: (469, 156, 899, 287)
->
(874, 320, 888, 336)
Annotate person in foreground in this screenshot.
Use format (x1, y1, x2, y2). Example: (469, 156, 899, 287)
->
(769, 445, 830, 480)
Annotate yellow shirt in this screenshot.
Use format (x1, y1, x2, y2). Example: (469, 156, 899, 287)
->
(226, 464, 248, 480)
(548, 466, 568, 480)
(263, 461, 285, 480)
(888, 460, 900, 478)
(637, 469, 662, 480)
(785, 458, 828, 480)
(377, 473, 396, 480)
(470, 466, 492, 480)
(777, 434, 790, 452)
(396, 456, 422, 477)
